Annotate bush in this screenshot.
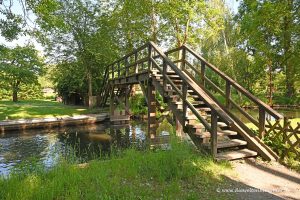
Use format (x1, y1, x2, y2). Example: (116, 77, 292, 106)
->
(129, 93, 147, 115)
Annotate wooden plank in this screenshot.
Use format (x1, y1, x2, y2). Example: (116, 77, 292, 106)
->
(194, 130, 238, 138)
(150, 42, 233, 126)
(211, 111, 218, 157)
(201, 60, 205, 86)
(217, 139, 247, 149)
(226, 80, 231, 109)
(147, 80, 156, 136)
(216, 149, 257, 161)
(183, 45, 283, 120)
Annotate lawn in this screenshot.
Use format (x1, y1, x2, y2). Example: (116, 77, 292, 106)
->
(0, 99, 104, 121)
(0, 139, 235, 200)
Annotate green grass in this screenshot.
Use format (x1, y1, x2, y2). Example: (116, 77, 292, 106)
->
(0, 99, 105, 121)
(0, 140, 234, 200)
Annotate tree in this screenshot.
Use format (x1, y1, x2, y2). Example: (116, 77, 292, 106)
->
(0, 45, 44, 102)
(237, 0, 300, 99)
(29, 0, 115, 106)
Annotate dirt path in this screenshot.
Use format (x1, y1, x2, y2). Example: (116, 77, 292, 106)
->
(220, 158, 300, 200)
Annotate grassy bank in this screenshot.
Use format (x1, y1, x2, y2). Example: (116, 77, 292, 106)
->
(0, 140, 234, 200)
(0, 100, 104, 121)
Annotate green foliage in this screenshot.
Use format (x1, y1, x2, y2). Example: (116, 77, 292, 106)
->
(0, 140, 233, 199)
(237, 0, 300, 98)
(156, 118, 173, 136)
(129, 93, 147, 115)
(1, 0, 299, 105)
(0, 12, 23, 41)
(0, 45, 44, 101)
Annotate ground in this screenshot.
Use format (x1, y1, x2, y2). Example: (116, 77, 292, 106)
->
(223, 158, 300, 200)
(0, 99, 104, 120)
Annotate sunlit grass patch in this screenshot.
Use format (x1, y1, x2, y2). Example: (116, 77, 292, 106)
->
(0, 99, 100, 120)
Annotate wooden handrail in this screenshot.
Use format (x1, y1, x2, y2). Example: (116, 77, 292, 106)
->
(149, 41, 234, 126)
(182, 45, 283, 120)
(150, 57, 211, 130)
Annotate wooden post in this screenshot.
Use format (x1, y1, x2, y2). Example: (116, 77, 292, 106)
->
(176, 118, 183, 138)
(182, 47, 186, 71)
(147, 80, 156, 138)
(111, 65, 115, 79)
(148, 44, 153, 71)
(163, 60, 167, 93)
(125, 86, 130, 115)
(182, 83, 188, 122)
(225, 80, 231, 109)
(201, 61, 205, 86)
(258, 106, 266, 139)
(125, 57, 129, 77)
(118, 63, 120, 78)
(110, 86, 115, 117)
(283, 117, 288, 143)
(211, 110, 218, 158)
(135, 52, 138, 74)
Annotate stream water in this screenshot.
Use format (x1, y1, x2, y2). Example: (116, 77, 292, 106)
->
(0, 121, 147, 176)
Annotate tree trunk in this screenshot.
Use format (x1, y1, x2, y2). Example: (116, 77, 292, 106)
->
(88, 70, 92, 97)
(87, 70, 94, 108)
(12, 89, 18, 102)
(268, 64, 273, 105)
(150, 1, 158, 43)
(284, 0, 295, 98)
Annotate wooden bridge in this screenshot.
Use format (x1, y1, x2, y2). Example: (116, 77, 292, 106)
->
(99, 42, 299, 161)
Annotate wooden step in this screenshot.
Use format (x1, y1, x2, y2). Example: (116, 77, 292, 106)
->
(217, 139, 247, 149)
(198, 107, 211, 112)
(152, 70, 176, 74)
(216, 149, 257, 161)
(154, 74, 180, 78)
(174, 101, 204, 105)
(194, 130, 238, 138)
(189, 124, 205, 129)
(169, 95, 180, 99)
(187, 94, 200, 99)
(217, 122, 227, 128)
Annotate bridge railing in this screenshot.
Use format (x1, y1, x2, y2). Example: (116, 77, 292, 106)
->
(149, 42, 237, 156)
(163, 45, 285, 138)
(102, 42, 238, 157)
(167, 45, 300, 162)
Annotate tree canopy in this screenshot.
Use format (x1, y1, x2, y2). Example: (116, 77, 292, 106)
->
(0, 0, 299, 104)
(0, 45, 44, 101)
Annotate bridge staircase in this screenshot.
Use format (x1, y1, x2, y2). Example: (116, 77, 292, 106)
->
(99, 42, 283, 161)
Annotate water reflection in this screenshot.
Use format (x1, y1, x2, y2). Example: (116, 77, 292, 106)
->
(0, 121, 147, 176)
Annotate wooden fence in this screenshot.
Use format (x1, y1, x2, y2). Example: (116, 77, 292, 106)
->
(265, 117, 300, 161)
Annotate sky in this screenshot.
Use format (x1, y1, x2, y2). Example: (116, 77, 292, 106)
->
(0, 0, 240, 53)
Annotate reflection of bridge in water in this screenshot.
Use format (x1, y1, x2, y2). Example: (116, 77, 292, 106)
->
(99, 42, 299, 161)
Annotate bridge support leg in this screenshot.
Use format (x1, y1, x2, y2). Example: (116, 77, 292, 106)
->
(147, 80, 157, 138)
(110, 85, 115, 117)
(125, 86, 130, 115)
(176, 118, 183, 137)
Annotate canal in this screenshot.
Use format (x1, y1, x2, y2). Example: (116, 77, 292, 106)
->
(0, 121, 147, 176)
